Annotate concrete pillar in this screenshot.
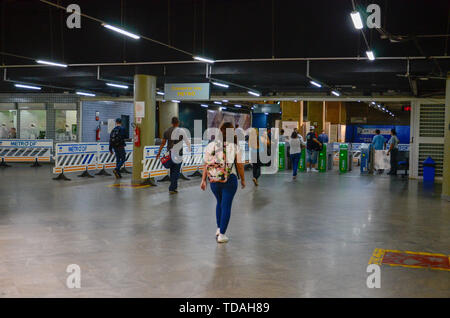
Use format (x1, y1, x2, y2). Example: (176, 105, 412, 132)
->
(132, 74, 156, 185)
(307, 101, 325, 132)
(442, 75, 450, 201)
(159, 101, 179, 137)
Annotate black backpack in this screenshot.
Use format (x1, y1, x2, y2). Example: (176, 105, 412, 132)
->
(110, 127, 123, 148)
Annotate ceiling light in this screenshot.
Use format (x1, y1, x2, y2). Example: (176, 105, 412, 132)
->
(214, 101, 222, 105)
(222, 100, 229, 102)
(310, 80, 322, 88)
(234, 104, 242, 108)
(371, 102, 376, 105)
(193, 56, 215, 63)
(156, 91, 165, 96)
(14, 84, 41, 90)
(106, 83, 129, 89)
(76, 91, 96, 97)
(200, 104, 208, 108)
(36, 60, 68, 67)
(212, 82, 229, 88)
(331, 90, 340, 96)
(350, 11, 364, 29)
(366, 51, 375, 61)
(248, 91, 260, 97)
(172, 100, 180, 103)
(103, 24, 140, 39)
(264, 112, 269, 115)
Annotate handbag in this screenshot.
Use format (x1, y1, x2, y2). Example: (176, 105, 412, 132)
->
(160, 152, 173, 168)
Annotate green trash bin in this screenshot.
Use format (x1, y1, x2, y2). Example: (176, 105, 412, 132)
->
(278, 142, 285, 171)
(339, 143, 348, 173)
(318, 143, 327, 172)
(299, 148, 306, 172)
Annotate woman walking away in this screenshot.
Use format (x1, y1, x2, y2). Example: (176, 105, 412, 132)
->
(289, 131, 304, 180)
(201, 122, 246, 243)
(249, 128, 262, 186)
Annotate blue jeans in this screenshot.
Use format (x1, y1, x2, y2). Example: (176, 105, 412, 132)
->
(210, 174, 238, 235)
(114, 147, 126, 172)
(290, 153, 300, 176)
(307, 149, 318, 164)
(169, 162, 181, 191)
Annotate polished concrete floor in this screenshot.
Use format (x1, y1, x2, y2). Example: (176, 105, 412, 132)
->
(0, 163, 449, 298)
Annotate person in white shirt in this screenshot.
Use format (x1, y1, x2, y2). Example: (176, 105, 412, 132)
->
(289, 131, 305, 179)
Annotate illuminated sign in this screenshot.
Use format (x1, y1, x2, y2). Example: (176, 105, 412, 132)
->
(164, 83, 210, 100)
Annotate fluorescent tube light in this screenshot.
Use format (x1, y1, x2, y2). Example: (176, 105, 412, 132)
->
(212, 82, 229, 88)
(248, 91, 260, 97)
(106, 83, 129, 89)
(76, 91, 96, 97)
(15, 84, 41, 90)
(103, 24, 140, 39)
(331, 90, 340, 96)
(200, 104, 208, 108)
(310, 80, 322, 88)
(366, 51, 375, 61)
(36, 60, 68, 68)
(156, 91, 165, 96)
(172, 100, 180, 103)
(350, 11, 364, 29)
(214, 101, 222, 105)
(234, 104, 242, 108)
(193, 56, 215, 63)
(222, 100, 229, 102)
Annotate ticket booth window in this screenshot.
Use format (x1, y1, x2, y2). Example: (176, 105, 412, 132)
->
(0, 110, 17, 138)
(19, 110, 47, 139)
(55, 110, 78, 141)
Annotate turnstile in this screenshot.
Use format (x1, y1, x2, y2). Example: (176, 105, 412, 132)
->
(339, 143, 353, 173)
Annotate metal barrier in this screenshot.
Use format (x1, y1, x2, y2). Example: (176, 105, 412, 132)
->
(53, 143, 98, 180)
(141, 146, 169, 179)
(96, 142, 133, 176)
(0, 139, 53, 167)
(182, 144, 204, 177)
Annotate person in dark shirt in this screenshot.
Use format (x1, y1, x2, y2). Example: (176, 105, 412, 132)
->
(156, 117, 190, 194)
(305, 126, 322, 172)
(109, 118, 127, 179)
(318, 130, 329, 144)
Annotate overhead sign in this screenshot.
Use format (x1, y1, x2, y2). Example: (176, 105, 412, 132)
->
(0, 139, 53, 148)
(164, 83, 210, 100)
(252, 104, 281, 114)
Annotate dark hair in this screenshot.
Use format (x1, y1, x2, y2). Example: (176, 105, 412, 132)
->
(115, 118, 122, 124)
(220, 122, 235, 143)
(375, 129, 380, 134)
(171, 117, 179, 125)
(291, 131, 298, 139)
(391, 128, 396, 135)
(280, 129, 285, 134)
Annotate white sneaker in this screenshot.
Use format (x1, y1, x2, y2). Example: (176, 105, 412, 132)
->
(217, 234, 229, 243)
(311, 168, 319, 172)
(216, 228, 220, 237)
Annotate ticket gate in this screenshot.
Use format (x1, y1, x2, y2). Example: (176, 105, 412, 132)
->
(279, 142, 286, 171)
(360, 144, 371, 174)
(299, 148, 306, 172)
(318, 143, 334, 172)
(339, 143, 353, 173)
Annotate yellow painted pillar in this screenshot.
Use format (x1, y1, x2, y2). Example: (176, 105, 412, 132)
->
(442, 74, 450, 201)
(307, 101, 325, 132)
(281, 101, 303, 129)
(132, 74, 156, 185)
(158, 101, 179, 137)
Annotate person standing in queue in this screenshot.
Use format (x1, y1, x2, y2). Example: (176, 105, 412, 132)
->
(156, 117, 190, 194)
(387, 128, 400, 176)
(201, 122, 246, 243)
(289, 131, 305, 180)
(371, 129, 386, 174)
(306, 126, 322, 172)
(318, 130, 329, 144)
(109, 118, 127, 179)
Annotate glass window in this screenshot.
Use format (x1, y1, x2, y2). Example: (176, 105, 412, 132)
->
(20, 110, 47, 139)
(0, 110, 17, 138)
(55, 110, 78, 141)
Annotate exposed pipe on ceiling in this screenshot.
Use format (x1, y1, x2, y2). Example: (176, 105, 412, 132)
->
(2, 54, 450, 69)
